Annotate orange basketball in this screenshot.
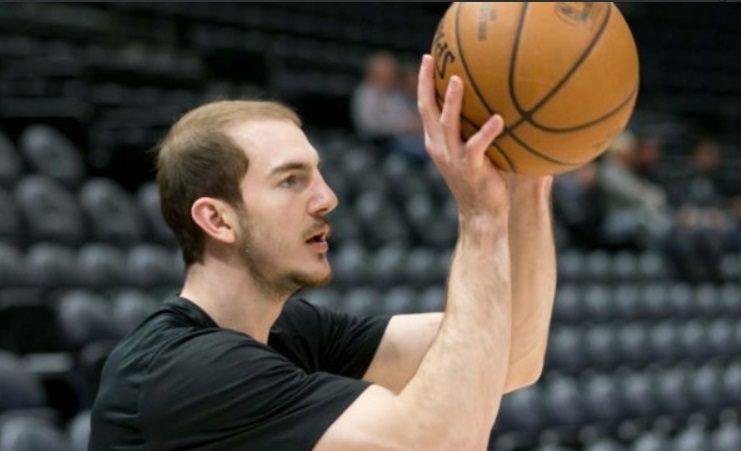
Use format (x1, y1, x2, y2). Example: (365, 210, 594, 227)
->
(431, 2, 639, 175)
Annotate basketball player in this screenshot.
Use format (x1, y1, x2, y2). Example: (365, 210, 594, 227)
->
(90, 54, 556, 450)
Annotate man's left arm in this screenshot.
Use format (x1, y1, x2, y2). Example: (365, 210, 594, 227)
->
(364, 176, 557, 394)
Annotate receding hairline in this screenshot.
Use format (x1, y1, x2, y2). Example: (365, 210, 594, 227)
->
(162, 100, 301, 152)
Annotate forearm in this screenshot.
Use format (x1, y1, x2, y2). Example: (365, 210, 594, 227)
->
(507, 178, 557, 386)
(397, 216, 512, 446)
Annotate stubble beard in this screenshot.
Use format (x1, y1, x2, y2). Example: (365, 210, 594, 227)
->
(237, 214, 332, 300)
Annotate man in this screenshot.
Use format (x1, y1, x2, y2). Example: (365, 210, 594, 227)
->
(90, 54, 556, 450)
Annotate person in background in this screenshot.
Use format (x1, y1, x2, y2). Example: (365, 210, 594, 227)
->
(351, 51, 426, 159)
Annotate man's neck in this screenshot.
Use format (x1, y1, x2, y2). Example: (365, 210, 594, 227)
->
(179, 259, 289, 344)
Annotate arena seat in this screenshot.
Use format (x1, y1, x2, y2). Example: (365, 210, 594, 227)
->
(343, 286, 380, 317)
(554, 283, 582, 324)
(14, 175, 85, 245)
(585, 325, 620, 369)
(111, 290, 159, 337)
(136, 182, 176, 247)
(583, 373, 624, 422)
(76, 243, 128, 288)
(671, 426, 709, 451)
(25, 243, 79, 289)
(66, 410, 90, 451)
(330, 242, 368, 286)
(543, 376, 585, 426)
(497, 384, 545, 431)
(618, 323, 652, 365)
(56, 290, 116, 351)
(0, 415, 71, 451)
(126, 243, 181, 288)
(369, 243, 407, 285)
(629, 431, 668, 451)
(711, 421, 741, 451)
(690, 362, 725, 410)
(620, 371, 658, 417)
(380, 285, 415, 314)
(0, 351, 46, 413)
(583, 439, 625, 451)
(19, 125, 84, 188)
(655, 366, 694, 414)
(78, 178, 144, 246)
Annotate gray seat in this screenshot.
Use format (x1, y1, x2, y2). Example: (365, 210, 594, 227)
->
(112, 290, 159, 338)
(583, 373, 623, 422)
(19, 124, 84, 188)
(381, 285, 416, 314)
(620, 371, 657, 417)
(655, 365, 693, 414)
(66, 410, 90, 451)
(330, 243, 368, 286)
(370, 243, 407, 285)
(79, 178, 144, 245)
(554, 283, 582, 323)
(557, 250, 586, 282)
(585, 325, 619, 368)
(584, 439, 626, 451)
(0, 351, 45, 413)
(630, 432, 669, 451)
(403, 247, 437, 287)
(136, 182, 176, 246)
(76, 243, 128, 288)
(711, 422, 741, 451)
(497, 384, 545, 430)
(343, 286, 380, 316)
(56, 290, 116, 350)
(614, 284, 642, 321)
(583, 284, 613, 322)
(0, 416, 71, 451)
(707, 318, 734, 357)
(126, 243, 180, 288)
(14, 175, 85, 245)
(723, 362, 741, 404)
(613, 251, 639, 281)
(691, 362, 724, 409)
(649, 321, 679, 362)
(547, 327, 586, 371)
(416, 285, 444, 313)
(672, 426, 710, 451)
(543, 376, 584, 426)
(618, 323, 651, 365)
(25, 243, 78, 288)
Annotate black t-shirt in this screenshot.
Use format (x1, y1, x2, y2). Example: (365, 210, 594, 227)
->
(90, 297, 391, 451)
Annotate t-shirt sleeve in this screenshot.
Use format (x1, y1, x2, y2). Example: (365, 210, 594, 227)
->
(140, 331, 369, 451)
(272, 299, 391, 378)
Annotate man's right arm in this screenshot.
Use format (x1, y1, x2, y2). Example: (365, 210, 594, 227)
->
(315, 55, 513, 451)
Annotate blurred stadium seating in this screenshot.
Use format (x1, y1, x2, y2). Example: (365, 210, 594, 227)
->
(0, 3, 740, 450)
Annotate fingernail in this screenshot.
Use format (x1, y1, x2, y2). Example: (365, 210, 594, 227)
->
(421, 55, 430, 68)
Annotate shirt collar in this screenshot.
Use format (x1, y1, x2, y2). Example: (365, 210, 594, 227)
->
(166, 296, 219, 329)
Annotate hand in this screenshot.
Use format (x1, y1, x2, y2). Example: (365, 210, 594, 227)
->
(417, 54, 509, 220)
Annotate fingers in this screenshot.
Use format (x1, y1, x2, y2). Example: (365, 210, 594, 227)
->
(466, 114, 504, 166)
(439, 76, 463, 151)
(417, 54, 441, 140)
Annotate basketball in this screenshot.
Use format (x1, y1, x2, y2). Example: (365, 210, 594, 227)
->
(431, 2, 639, 175)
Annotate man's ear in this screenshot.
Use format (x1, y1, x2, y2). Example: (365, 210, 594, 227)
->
(191, 197, 238, 244)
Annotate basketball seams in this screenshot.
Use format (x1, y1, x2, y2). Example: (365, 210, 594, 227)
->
(436, 92, 516, 171)
(508, 2, 614, 132)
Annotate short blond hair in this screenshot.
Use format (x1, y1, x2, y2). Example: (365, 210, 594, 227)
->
(156, 100, 301, 265)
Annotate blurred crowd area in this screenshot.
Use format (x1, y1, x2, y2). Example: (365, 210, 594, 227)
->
(0, 3, 741, 451)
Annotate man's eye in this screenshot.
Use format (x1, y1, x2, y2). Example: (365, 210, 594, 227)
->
(279, 175, 298, 188)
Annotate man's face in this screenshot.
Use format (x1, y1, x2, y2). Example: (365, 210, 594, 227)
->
(226, 120, 338, 294)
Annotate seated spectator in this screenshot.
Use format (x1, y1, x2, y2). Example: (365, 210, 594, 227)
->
(665, 136, 735, 282)
(553, 161, 607, 249)
(597, 130, 673, 251)
(351, 51, 425, 159)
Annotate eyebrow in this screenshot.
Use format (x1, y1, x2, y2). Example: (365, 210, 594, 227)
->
(269, 160, 322, 176)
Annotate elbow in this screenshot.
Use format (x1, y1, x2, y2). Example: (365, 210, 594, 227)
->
(504, 359, 544, 393)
